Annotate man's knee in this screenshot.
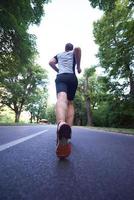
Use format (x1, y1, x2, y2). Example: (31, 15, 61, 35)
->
(68, 101, 74, 106)
(57, 92, 67, 102)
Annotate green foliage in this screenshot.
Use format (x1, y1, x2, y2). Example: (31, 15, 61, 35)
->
(74, 90, 87, 126)
(26, 88, 48, 123)
(89, 0, 134, 128)
(93, 0, 134, 96)
(93, 96, 134, 128)
(0, 0, 50, 66)
(74, 0, 134, 128)
(75, 68, 134, 128)
(88, 0, 134, 11)
(0, 0, 50, 123)
(0, 0, 46, 29)
(46, 105, 56, 124)
(0, 106, 14, 123)
(83, 67, 107, 109)
(89, 0, 115, 11)
(74, 67, 102, 126)
(0, 63, 48, 122)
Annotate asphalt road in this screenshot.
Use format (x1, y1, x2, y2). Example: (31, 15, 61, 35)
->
(0, 125, 134, 200)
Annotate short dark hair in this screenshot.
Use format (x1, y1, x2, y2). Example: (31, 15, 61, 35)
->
(65, 43, 73, 51)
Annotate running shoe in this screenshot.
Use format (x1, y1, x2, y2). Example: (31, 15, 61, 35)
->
(56, 123, 72, 158)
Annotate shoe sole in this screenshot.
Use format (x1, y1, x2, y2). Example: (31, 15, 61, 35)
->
(56, 124, 72, 158)
(56, 139, 71, 159)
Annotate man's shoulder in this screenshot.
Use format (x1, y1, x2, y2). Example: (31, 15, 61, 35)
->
(58, 50, 74, 55)
(57, 51, 64, 57)
(57, 51, 74, 60)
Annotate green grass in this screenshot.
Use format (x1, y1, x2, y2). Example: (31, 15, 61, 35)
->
(0, 122, 37, 126)
(87, 126, 134, 135)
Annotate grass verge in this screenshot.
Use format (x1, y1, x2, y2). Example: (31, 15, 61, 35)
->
(87, 126, 134, 135)
(0, 122, 37, 126)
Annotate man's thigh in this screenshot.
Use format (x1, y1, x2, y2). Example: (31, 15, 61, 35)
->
(56, 81, 67, 94)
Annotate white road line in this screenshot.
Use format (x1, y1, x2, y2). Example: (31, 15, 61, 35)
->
(0, 129, 48, 152)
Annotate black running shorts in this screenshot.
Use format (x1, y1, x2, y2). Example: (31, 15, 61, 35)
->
(55, 73, 78, 101)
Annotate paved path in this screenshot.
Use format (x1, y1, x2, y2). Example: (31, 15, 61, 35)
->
(0, 125, 134, 200)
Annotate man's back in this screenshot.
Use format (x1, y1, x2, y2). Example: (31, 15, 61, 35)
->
(56, 50, 75, 74)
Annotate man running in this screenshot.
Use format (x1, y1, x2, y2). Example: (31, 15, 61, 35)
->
(49, 43, 81, 158)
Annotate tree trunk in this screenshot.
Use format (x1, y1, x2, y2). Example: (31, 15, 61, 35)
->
(126, 64, 134, 97)
(85, 75, 93, 126)
(15, 111, 21, 123)
(30, 112, 33, 123)
(86, 96, 93, 126)
(129, 70, 134, 96)
(36, 116, 39, 123)
(13, 100, 24, 123)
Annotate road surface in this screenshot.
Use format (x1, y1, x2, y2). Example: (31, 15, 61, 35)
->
(0, 125, 134, 200)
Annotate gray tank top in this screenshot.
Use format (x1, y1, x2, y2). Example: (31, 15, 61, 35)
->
(54, 51, 76, 74)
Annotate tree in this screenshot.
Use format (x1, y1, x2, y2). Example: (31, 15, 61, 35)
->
(93, 0, 134, 97)
(83, 68, 96, 126)
(74, 67, 99, 126)
(88, 0, 134, 11)
(74, 89, 86, 126)
(0, 64, 48, 122)
(0, 0, 50, 66)
(87, 0, 134, 128)
(74, 67, 121, 127)
(46, 105, 56, 124)
(26, 88, 48, 123)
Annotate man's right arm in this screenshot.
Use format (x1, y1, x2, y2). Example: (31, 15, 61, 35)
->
(74, 47, 82, 74)
(49, 58, 59, 73)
